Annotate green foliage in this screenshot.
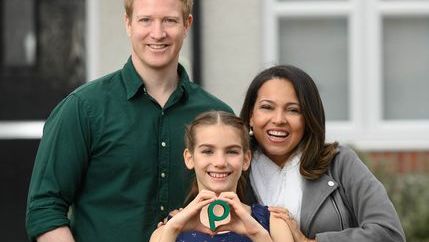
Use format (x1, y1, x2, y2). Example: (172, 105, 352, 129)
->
(360, 153, 429, 242)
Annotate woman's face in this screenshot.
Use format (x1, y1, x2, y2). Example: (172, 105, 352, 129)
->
(183, 124, 251, 194)
(250, 78, 305, 166)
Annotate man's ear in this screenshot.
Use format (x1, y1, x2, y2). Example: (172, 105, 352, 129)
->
(183, 14, 193, 36)
(124, 13, 131, 37)
(242, 150, 252, 172)
(183, 148, 194, 170)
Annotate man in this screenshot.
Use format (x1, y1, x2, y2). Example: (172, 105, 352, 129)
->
(25, 0, 232, 241)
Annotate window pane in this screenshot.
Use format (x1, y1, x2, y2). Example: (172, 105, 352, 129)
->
(3, 0, 36, 66)
(0, 0, 86, 120)
(383, 17, 429, 120)
(279, 18, 349, 121)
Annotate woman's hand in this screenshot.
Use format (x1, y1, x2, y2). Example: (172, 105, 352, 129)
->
(217, 192, 271, 241)
(269, 207, 315, 242)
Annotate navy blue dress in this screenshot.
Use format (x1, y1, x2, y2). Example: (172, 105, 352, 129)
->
(175, 204, 270, 242)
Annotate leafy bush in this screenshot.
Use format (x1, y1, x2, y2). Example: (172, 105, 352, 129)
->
(359, 152, 429, 242)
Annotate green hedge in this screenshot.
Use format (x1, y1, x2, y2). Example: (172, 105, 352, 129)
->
(359, 152, 429, 242)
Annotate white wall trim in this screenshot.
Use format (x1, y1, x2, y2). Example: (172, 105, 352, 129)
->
(263, 0, 277, 67)
(0, 121, 44, 139)
(380, 1, 429, 15)
(273, 2, 351, 17)
(86, 0, 99, 82)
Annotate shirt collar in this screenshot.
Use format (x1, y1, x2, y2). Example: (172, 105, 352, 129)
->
(120, 57, 191, 100)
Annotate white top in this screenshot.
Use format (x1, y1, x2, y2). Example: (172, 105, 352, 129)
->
(249, 149, 304, 224)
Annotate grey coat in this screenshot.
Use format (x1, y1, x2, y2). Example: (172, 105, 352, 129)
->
(246, 145, 405, 242)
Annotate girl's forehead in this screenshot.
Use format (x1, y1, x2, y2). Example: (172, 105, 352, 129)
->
(194, 124, 243, 143)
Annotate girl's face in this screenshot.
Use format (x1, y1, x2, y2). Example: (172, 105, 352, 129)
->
(184, 124, 251, 195)
(250, 78, 305, 167)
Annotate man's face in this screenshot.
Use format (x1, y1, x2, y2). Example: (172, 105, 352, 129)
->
(125, 0, 192, 71)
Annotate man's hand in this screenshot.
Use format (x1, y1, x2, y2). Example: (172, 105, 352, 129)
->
(37, 226, 75, 242)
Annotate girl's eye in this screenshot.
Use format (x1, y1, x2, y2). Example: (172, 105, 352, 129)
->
(201, 149, 213, 154)
(226, 149, 240, 155)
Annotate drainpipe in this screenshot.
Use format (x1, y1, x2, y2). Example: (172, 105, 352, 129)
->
(192, 0, 202, 85)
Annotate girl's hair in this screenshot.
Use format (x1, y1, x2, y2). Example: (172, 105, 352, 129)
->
(240, 65, 338, 180)
(183, 111, 250, 205)
(124, 0, 193, 21)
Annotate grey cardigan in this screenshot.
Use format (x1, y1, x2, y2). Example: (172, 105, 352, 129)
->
(246, 145, 405, 242)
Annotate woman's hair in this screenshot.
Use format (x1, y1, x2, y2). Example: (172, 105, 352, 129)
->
(124, 0, 193, 21)
(240, 65, 338, 180)
(183, 111, 250, 205)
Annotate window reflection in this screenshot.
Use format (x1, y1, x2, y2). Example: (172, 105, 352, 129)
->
(3, 0, 36, 66)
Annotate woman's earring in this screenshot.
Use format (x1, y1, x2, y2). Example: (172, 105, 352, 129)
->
(249, 127, 254, 136)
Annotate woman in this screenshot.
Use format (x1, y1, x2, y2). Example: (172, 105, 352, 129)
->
(150, 111, 293, 242)
(240, 65, 405, 242)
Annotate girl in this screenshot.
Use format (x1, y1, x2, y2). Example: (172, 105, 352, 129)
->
(150, 111, 293, 242)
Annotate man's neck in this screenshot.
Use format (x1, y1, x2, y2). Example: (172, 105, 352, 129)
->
(132, 56, 180, 107)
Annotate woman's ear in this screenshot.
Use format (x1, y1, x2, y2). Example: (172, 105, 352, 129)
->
(242, 150, 252, 171)
(183, 148, 194, 170)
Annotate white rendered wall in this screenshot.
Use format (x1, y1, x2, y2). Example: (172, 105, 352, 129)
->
(201, 0, 263, 114)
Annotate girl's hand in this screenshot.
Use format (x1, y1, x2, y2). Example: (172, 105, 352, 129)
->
(157, 208, 182, 228)
(164, 190, 217, 235)
(269, 207, 315, 242)
(216, 192, 271, 241)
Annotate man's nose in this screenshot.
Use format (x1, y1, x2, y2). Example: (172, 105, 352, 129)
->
(150, 22, 166, 39)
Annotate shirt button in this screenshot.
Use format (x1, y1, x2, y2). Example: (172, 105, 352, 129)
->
(161, 172, 166, 178)
(328, 181, 335, 187)
(161, 142, 166, 147)
(160, 206, 165, 211)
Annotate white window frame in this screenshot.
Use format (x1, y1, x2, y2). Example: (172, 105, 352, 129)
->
(264, 0, 429, 151)
(0, 0, 99, 139)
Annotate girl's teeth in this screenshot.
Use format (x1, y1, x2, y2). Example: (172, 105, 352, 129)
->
(209, 172, 228, 178)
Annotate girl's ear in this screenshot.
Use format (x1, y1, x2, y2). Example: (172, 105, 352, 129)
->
(183, 148, 194, 170)
(242, 150, 252, 171)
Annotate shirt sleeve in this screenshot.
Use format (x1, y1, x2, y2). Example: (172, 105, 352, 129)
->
(26, 94, 91, 241)
(315, 147, 406, 242)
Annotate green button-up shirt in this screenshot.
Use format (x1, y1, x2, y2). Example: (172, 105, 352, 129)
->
(26, 58, 232, 242)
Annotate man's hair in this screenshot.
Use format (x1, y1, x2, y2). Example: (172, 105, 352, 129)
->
(124, 0, 193, 20)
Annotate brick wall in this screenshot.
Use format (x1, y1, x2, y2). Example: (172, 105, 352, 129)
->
(363, 151, 429, 174)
